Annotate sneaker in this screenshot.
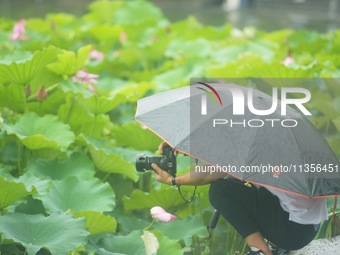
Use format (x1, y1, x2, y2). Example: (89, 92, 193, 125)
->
(246, 246, 266, 255)
(267, 240, 290, 255)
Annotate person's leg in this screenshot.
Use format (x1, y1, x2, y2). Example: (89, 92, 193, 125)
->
(208, 178, 317, 252)
(209, 178, 317, 250)
(254, 187, 318, 251)
(209, 178, 272, 254)
(245, 232, 272, 255)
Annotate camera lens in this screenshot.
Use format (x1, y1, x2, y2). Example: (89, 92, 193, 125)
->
(136, 154, 162, 172)
(135, 147, 176, 176)
(136, 154, 147, 172)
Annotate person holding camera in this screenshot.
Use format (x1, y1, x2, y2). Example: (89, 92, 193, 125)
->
(151, 142, 327, 255)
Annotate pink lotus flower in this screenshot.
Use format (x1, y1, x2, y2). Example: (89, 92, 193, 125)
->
(283, 56, 295, 66)
(150, 206, 176, 223)
(89, 49, 104, 61)
(35, 86, 48, 101)
(72, 70, 99, 85)
(87, 84, 96, 93)
(9, 19, 28, 41)
(119, 32, 127, 44)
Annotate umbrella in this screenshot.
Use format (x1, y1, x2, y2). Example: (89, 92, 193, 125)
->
(135, 82, 340, 198)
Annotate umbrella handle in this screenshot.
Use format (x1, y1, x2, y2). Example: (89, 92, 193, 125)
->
(205, 210, 221, 241)
(209, 210, 221, 229)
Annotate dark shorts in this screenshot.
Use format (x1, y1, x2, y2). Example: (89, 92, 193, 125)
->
(208, 178, 318, 250)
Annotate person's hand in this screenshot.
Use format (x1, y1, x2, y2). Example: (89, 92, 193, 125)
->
(152, 163, 172, 185)
(158, 141, 178, 156)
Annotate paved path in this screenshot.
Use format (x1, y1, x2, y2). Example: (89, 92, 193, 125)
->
(291, 236, 340, 255)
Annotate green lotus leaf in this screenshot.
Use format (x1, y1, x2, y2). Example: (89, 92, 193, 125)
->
(40, 176, 115, 213)
(0, 177, 36, 210)
(83, 1, 123, 23)
(288, 30, 329, 55)
(46, 13, 76, 25)
(26, 18, 52, 34)
(152, 59, 206, 90)
(207, 53, 266, 78)
(0, 17, 12, 30)
(116, 45, 150, 66)
(113, 0, 164, 25)
(25, 152, 95, 180)
(0, 138, 20, 163)
(165, 39, 211, 59)
(58, 102, 111, 138)
(122, 188, 185, 211)
(246, 40, 277, 61)
(29, 67, 63, 92)
(246, 61, 317, 79)
(0, 213, 88, 255)
(310, 115, 330, 130)
(263, 29, 294, 44)
(87, 24, 123, 42)
(100, 230, 146, 255)
(212, 40, 276, 63)
(0, 84, 26, 113)
(17, 173, 50, 195)
(0, 46, 59, 85)
(154, 216, 206, 246)
(112, 122, 162, 151)
(26, 89, 67, 116)
(78, 94, 122, 115)
(86, 238, 126, 255)
(31, 148, 67, 160)
(323, 78, 340, 95)
(60, 79, 93, 95)
(333, 119, 340, 132)
(60, 79, 124, 115)
(108, 81, 156, 103)
(151, 230, 184, 255)
(80, 135, 139, 182)
(329, 136, 340, 155)
(212, 45, 248, 63)
(77, 81, 155, 115)
(88, 144, 138, 182)
(113, 210, 150, 235)
(312, 99, 340, 119)
(3, 112, 75, 152)
(170, 16, 200, 37)
(0, 164, 15, 180)
(178, 24, 231, 41)
(72, 210, 117, 235)
(15, 195, 46, 215)
(94, 249, 126, 255)
(0, 51, 32, 65)
(47, 45, 91, 76)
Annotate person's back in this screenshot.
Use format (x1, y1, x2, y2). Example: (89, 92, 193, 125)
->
(266, 187, 328, 225)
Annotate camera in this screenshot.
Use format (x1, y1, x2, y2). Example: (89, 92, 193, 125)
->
(136, 146, 177, 176)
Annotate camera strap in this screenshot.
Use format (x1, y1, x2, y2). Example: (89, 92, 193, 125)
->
(175, 158, 199, 203)
(176, 185, 197, 203)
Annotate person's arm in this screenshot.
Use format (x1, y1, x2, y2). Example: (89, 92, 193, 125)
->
(153, 142, 222, 186)
(152, 163, 220, 186)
